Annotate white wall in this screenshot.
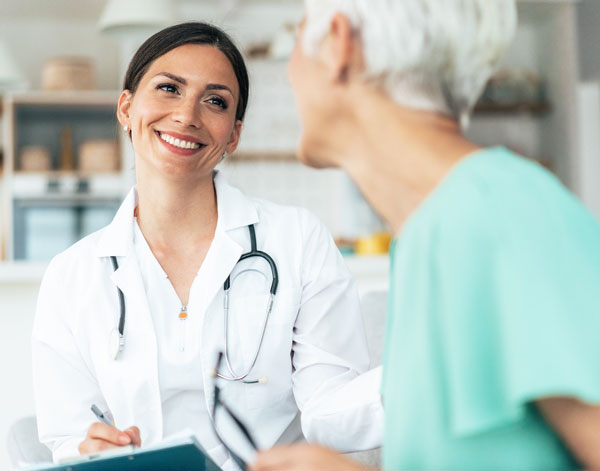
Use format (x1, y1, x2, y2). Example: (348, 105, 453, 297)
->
(576, 82, 600, 220)
(0, 1, 304, 92)
(577, 0, 600, 82)
(576, 0, 600, 218)
(0, 18, 119, 90)
(0, 281, 40, 470)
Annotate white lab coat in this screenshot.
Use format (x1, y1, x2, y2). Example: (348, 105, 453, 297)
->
(32, 173, 382, 468)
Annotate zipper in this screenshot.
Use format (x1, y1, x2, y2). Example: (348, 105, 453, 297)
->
(178, 305, 187, 352)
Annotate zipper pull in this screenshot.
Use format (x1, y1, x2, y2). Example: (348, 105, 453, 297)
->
(179, 305, 187, 352)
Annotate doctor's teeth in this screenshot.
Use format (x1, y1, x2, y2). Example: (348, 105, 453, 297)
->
(159, 132, 200, 149)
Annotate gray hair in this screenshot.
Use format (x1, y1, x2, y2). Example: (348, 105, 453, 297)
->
(303, 0, 517, 128)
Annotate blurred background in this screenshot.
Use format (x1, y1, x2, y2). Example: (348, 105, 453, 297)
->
(0, 0, 599, 468)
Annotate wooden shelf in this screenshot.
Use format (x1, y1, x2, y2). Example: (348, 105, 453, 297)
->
(13, 170, 122, 178)
(8, 90, 118, 107)
(474, 101, 552, 114)
(228, 151, 297, 162)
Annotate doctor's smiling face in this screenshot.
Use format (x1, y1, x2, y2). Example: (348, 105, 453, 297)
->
(118, 44, 242, 180)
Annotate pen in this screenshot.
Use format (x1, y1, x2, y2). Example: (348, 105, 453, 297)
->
(90, 404, 114, 428)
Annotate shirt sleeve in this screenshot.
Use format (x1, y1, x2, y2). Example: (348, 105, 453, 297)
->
(291, 208, 383, 451)
(437, 180, 600, 437)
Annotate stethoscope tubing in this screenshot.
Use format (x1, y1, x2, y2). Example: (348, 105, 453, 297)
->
(219, 292, 274, 382)
(110, 256, 125, 336)
(218, 224, 279, 382)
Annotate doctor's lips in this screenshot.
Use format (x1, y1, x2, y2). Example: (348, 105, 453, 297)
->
(156, 130, 205, 152)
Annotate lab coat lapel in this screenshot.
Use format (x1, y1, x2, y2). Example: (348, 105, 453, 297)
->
(202, 173, 259, 413)
(199, 172, 259, 317)
(94, 186, 163, 443)
(194, 232, 243, 319)
(109, 256, 163, 444)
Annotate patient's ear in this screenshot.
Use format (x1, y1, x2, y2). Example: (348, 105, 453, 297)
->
(319, 13, 360, 84)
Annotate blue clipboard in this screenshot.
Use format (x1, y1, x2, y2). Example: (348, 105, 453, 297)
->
(21, 436, 222, 471)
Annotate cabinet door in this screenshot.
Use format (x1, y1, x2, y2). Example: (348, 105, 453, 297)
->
(13, 198, 120, 261)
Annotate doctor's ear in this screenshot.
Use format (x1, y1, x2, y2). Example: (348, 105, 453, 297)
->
(117, 90, 133, 130)
(225, 120, 243, 155)
(320, 13, 362, 84)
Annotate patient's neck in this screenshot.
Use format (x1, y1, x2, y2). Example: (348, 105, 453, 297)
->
(325, 86, 480, 234)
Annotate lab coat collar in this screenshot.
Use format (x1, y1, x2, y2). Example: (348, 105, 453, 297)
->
(95, 187, 137, 258)
(94, 172, 258, 258)
(213, 170, 259, 232)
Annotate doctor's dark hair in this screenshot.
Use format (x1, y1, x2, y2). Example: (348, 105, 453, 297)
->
(123, 22, 250, 122)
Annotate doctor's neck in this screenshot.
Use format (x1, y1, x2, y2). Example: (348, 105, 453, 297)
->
(134, 167, 218, 249)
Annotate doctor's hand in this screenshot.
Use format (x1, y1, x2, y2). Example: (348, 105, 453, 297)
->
(250, 444, 373, 471)
(78, 422, 141, 454)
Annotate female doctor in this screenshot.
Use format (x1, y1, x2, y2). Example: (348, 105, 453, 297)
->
(32, 22, 382, 469)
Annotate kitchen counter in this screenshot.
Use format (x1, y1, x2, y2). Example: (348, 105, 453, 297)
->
(0, 261, 48, 284)
(0, 255, 390, 292)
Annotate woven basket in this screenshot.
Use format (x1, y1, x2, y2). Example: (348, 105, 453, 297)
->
(42, 56, 96, 91)
(78, 140, 119, 172)
(20, 146, 51, 171)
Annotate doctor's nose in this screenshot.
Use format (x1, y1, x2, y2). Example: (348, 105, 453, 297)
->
(172, 98, 203, 129)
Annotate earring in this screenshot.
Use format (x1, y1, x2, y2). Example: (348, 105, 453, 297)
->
(220, 151, 228, 162)
(123, 124, 129, 132)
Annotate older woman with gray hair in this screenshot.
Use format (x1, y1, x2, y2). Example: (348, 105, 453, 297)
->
(251, 0, 600, 470)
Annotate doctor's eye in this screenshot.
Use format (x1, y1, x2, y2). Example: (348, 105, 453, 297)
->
(157, 83, 179, 94)
(207, 96, 228, 110)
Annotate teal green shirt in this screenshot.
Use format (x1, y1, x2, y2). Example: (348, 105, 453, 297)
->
(382, 147, 600, 471)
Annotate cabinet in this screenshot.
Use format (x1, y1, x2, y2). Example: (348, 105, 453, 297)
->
(1, 91, 126, 261)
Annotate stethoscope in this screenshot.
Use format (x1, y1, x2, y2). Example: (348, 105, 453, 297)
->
(109, 224, 279, 385)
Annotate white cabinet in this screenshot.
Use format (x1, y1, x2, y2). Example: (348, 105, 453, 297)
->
(0, 91, 127, 261)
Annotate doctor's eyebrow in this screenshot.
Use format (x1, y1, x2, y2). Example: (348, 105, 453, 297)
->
(153, 73, 234, 96)
(154, 72, 187, 85)
(206, 84, 234, 95)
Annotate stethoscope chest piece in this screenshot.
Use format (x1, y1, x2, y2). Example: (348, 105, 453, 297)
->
(109, 328, 125, 360)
